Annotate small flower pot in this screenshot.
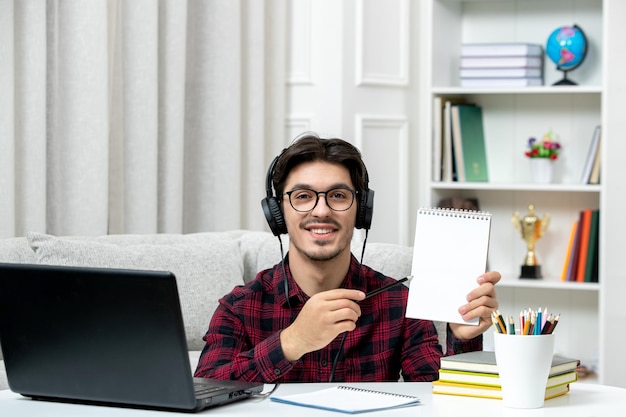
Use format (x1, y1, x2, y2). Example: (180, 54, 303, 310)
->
(530, 158, 553, 184)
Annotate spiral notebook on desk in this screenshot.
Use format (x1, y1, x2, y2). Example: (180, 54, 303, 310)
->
(406, 207, 492, 325)
(270, 385, 420, 414)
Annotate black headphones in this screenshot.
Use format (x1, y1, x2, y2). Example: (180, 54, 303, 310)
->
(261, 150, 375, 236)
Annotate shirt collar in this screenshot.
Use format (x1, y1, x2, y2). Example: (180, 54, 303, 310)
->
(276, 254, 365, 308)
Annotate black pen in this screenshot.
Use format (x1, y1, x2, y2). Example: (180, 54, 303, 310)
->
(364, 276, 413, 300)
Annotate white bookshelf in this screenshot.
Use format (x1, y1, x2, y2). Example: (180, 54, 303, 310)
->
(417, 0, 622, 384)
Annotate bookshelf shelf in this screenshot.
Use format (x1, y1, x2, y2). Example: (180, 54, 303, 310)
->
(432, 86, 602, 96)
(430, 182, 601, 193)
(498, 279, 600, 292)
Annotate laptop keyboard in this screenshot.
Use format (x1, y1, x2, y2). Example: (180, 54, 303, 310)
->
(194, 383, 229, 397)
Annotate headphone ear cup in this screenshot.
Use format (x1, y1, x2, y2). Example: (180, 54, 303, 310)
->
(356, 189, 375, 230)
(262, 196, 287, 236)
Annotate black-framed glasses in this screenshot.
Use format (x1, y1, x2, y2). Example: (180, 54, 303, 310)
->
(284, 187, 357, 212)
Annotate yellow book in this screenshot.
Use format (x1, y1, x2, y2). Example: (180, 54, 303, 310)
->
(561, 220, 578, 281)
(438, 369, 577, 389)
(432, 380, 570, 400)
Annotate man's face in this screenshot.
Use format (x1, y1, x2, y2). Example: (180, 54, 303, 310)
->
(282, 160, 357, 262)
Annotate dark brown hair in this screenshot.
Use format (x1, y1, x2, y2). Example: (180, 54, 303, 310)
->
(272, 133, 368, 199)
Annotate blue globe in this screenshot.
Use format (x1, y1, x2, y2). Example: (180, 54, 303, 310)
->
(546, 25, 587, 71)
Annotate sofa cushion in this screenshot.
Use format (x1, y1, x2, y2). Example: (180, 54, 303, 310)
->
(356, 241, 414, 280)
(0, 237, 37, 264)
(26, 232, 244, 351)
(238, 231, 288, 283)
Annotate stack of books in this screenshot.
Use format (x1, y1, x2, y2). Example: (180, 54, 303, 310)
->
(433, 351, 579, 400)
(460, 43, 544, 87)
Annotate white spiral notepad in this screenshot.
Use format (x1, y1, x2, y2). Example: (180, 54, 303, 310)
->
(406, 207, 492, 325)
(270, 385, 420, 413)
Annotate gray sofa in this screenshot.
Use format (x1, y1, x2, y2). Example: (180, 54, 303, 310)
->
(0, 230, 436, 391)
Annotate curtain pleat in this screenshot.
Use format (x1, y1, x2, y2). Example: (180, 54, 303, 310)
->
(15, 0, 47, 235)
(0, 0, 16, 237)
(184, 0, 243, 232)
(157, 0, 187, 233)
(48, 0, 110, 236)
(0, 0, 286, 238)
(119, 0, 159, 233)
(242, 0, 287, 230)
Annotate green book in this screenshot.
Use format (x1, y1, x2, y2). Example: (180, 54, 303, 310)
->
(584, 209, 600, 282)
(452, 104, 489, 182)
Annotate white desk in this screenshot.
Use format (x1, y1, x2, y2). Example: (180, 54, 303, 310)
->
(1, 382, 625, 416)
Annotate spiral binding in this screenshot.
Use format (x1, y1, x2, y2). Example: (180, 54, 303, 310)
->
(417, 207, 491, 221)
(337, 385, 418, 399)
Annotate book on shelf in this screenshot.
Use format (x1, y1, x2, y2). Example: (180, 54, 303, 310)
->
(561, 220, 578, 282)
(589, 133, 602, 184)
(450, 104, 489, 182)
(439, 351, 580, 376)
(438, 369, 577, 389)
(575, 209, 593, 283)
(432, 96, 443, 182)
(565, 217, 582, 282)
(432, 380, 570, 401)
(461, 56, 543, 69)
(461, 77, 543, 88)
(460, 67, 542, 79)
(461, 43, 543, 57)
(580, 125, 602, 184)
(584, 210, 600, 283)
(436, 97, 466, 182)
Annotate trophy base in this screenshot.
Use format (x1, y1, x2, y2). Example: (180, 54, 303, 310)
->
(520, 265, 542, 279)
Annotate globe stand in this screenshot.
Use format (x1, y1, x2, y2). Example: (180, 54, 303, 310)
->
(553, 70, 577, 86)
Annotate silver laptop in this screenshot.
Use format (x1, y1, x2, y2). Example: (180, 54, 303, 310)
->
(0, 263, 264, 412)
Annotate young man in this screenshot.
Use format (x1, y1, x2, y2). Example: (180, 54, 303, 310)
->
(194, 134, 500, 382)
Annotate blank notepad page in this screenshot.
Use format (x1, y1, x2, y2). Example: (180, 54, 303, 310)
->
(406, 208, 492, 325)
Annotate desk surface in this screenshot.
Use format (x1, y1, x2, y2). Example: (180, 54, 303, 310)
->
(1, 382, 625, 416)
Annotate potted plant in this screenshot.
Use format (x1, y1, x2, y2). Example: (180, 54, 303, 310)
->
(525, 131, 561, 183)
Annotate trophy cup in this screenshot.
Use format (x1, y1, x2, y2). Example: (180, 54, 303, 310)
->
(512, 204, 550, 279)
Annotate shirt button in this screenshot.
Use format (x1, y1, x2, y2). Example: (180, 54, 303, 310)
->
(321, 360, 328, 367)
(274, 368, 281, 375)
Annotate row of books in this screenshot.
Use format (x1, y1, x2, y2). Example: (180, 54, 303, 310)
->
(561, 208, 600, 283)
(432, 97, 489, 182)
(460, 43, 544, 88)
(433, 350, 579, 400)
(580, 125, 602, 184)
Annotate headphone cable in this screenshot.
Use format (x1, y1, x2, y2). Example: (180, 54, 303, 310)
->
(278, 235, 291, 309)
(328, 230, 369, 383)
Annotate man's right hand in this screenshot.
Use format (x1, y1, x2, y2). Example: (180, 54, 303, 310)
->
(279, 288, 365, 362)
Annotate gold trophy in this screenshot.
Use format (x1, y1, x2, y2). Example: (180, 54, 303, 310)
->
(512, 204, 550, 279)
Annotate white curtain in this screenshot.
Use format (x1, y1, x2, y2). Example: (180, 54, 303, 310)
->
(0, 0, 287, 238)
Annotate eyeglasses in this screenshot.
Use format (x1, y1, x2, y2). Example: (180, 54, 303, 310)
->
(284, 187, 357, 212)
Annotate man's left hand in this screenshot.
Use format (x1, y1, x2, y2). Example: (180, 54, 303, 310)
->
(450, 271, 501, 340)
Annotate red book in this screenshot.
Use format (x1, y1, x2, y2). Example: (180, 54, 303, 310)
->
(575, 209, 593, 282)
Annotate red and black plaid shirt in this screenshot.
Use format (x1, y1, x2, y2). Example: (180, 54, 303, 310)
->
(194, 254, 482, 383)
